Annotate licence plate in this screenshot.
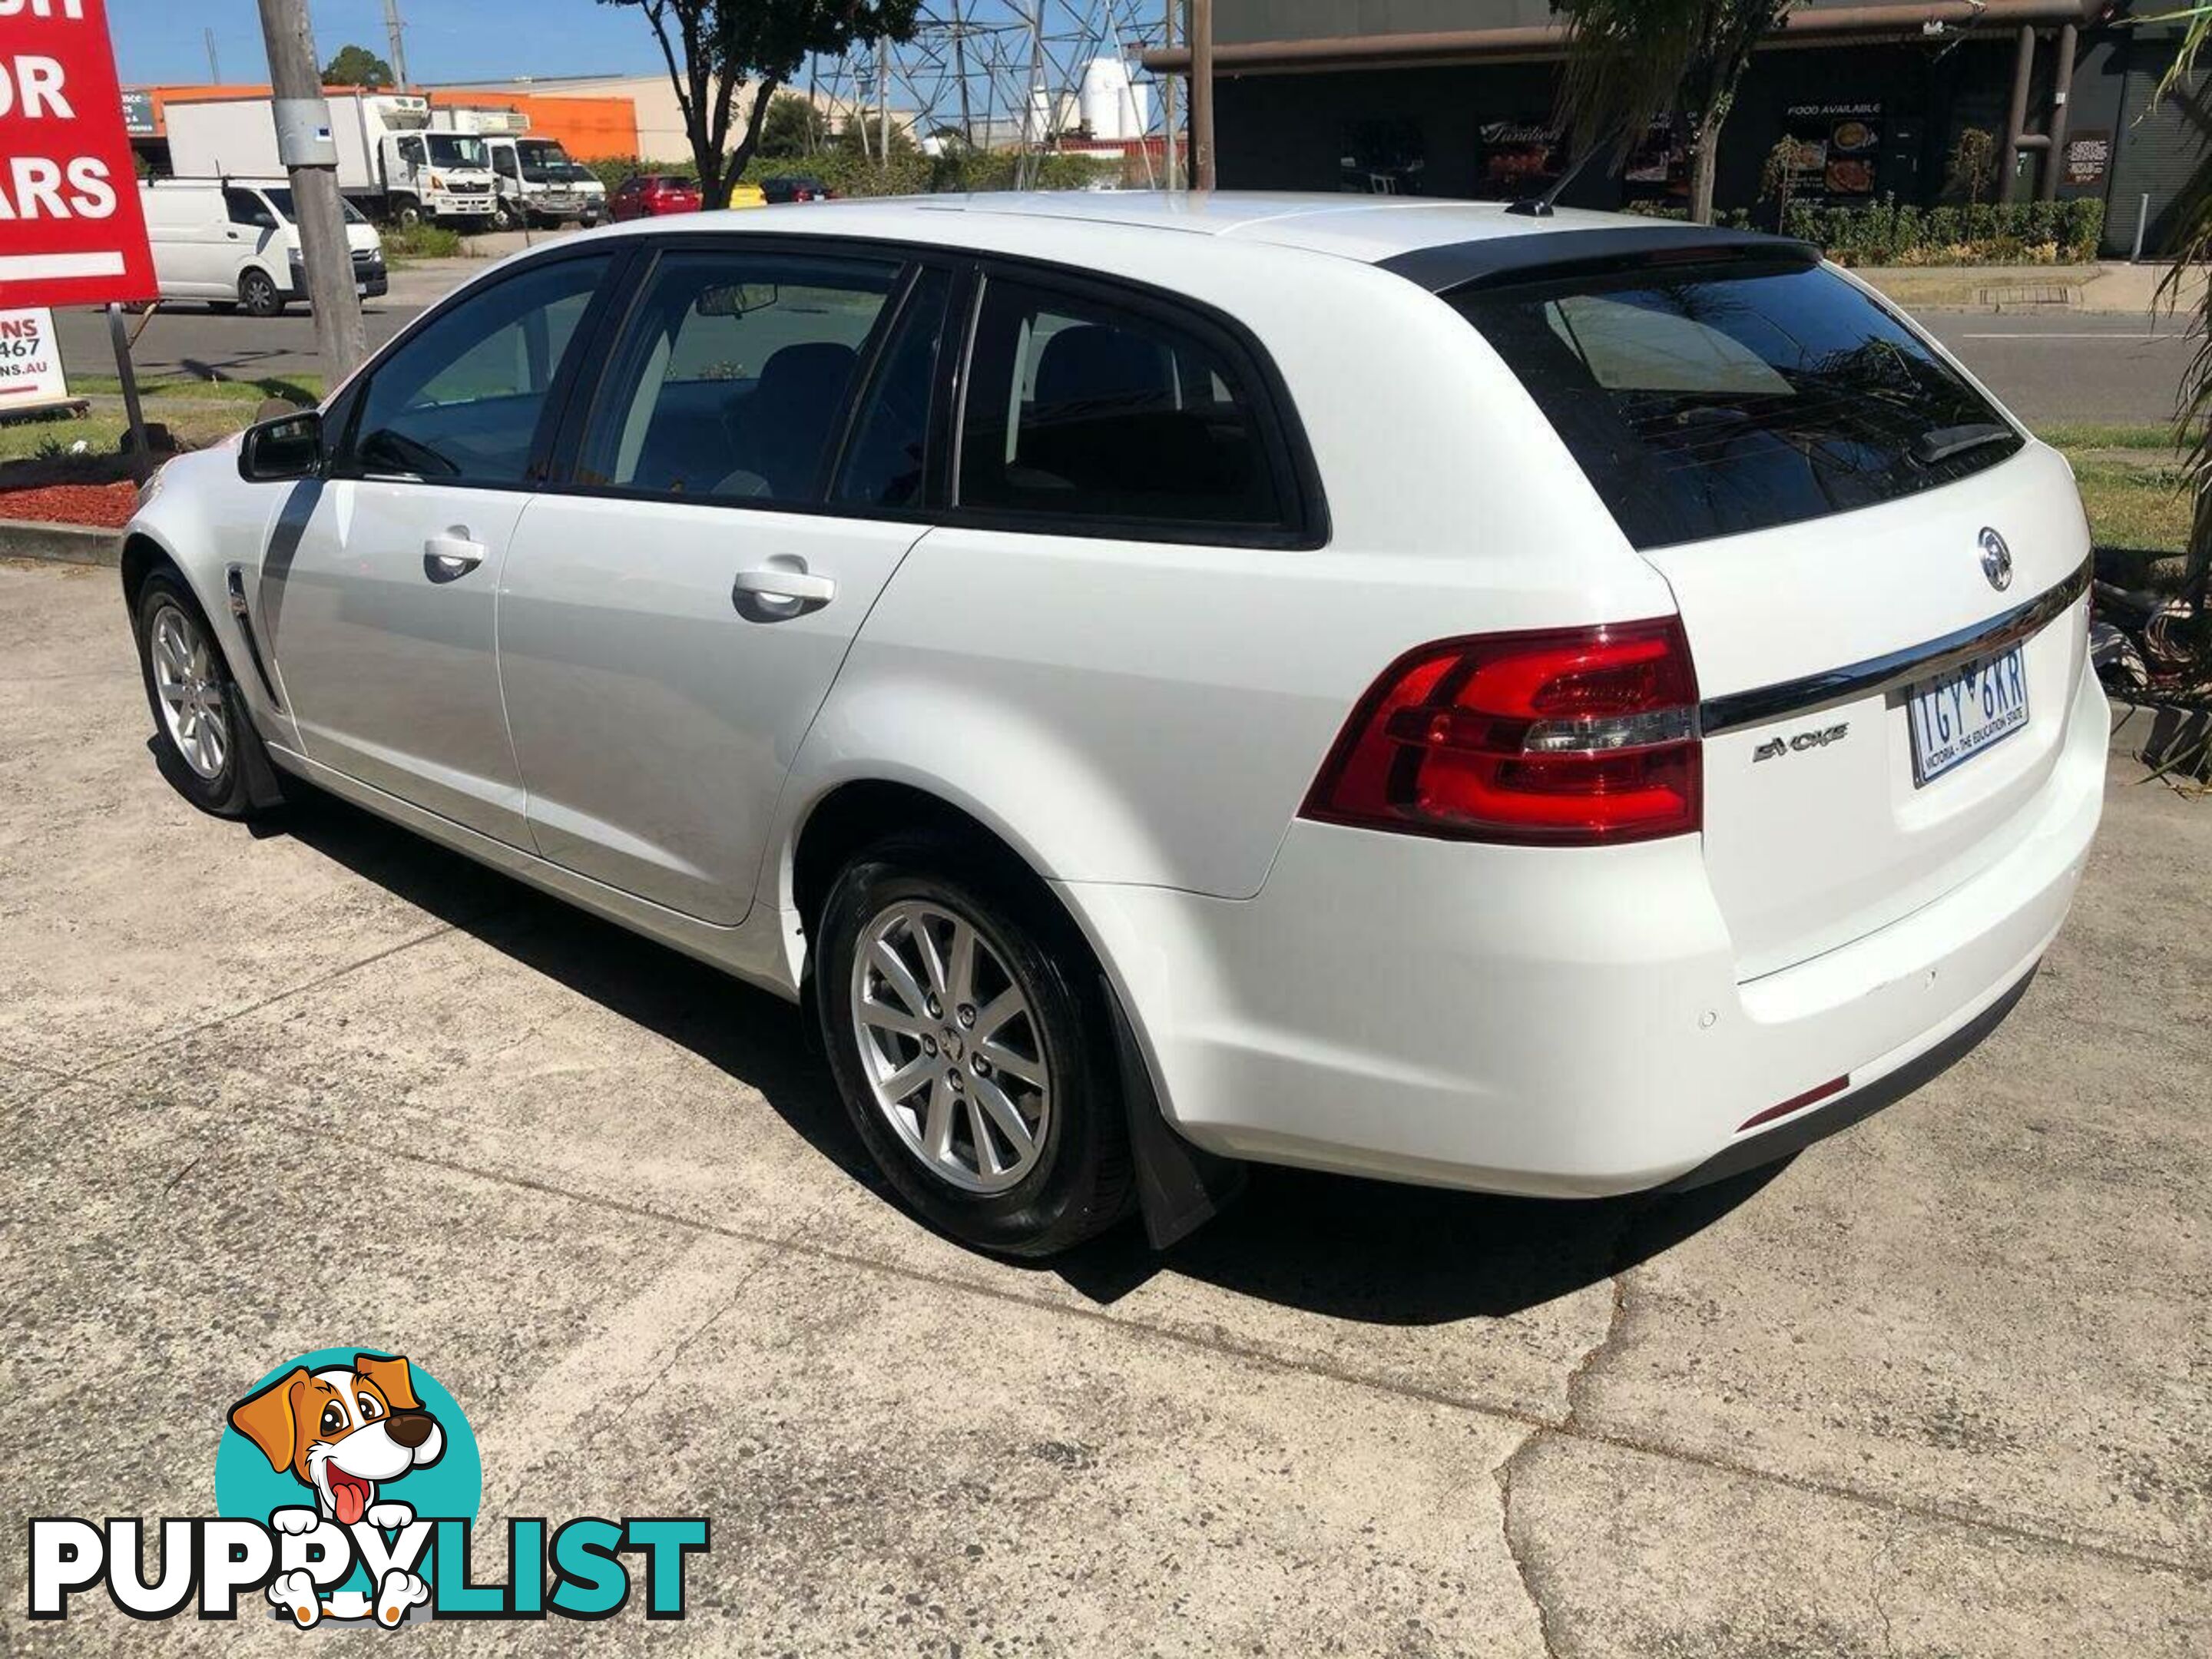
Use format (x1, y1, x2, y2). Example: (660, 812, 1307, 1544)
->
(1907, 646, 2028, 785)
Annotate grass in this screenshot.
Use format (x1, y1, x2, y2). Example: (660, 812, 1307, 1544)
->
(2034, 422, 2177, 452)
(2032, 422, 2193, 554)
(0, 373, 324, 468)
(66, 373, 325, 406)
(380, 222, 465, 266)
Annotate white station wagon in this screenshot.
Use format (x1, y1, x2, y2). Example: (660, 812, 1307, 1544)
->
(121, 193, 2107, 1256)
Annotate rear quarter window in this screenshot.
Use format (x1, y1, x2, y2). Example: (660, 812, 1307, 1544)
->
(1451, 260, 2023, 550)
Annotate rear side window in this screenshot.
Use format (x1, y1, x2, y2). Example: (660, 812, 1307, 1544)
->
(1452, 260, 2023, 549)
(958, 276, 1285, 532)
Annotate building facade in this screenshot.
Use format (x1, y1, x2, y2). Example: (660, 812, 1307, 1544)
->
(1147, 2, 2203, 257)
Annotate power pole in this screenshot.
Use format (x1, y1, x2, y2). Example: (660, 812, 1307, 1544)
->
(255, 0, 366, 377)
(1190, 0, 1214, 189)
(383, 0, 411, 92)
(876, 46, 889, 167)
(1161, 0, 1178, 188)
(951, 0, 972, 148)
(204, 27, 221, 81)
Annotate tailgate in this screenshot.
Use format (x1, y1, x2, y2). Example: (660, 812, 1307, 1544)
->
(1446, 245, 2096, 979)
(1647, 445, 2091, 979)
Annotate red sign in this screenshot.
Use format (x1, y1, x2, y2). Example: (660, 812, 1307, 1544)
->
(0, 0, 155, 307)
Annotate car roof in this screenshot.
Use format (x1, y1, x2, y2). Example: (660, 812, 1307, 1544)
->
(572, 190, 1807, 289)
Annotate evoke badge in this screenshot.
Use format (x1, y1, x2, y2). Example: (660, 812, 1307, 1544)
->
(1979, 526, 2015, 591)
(1753, 722, 1849, 762)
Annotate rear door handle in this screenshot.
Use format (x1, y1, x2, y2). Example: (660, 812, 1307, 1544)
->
(733, 558, 835, 620)
(423, 532, 485, 584)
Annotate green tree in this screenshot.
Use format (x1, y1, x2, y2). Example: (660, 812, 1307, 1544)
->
(322, 44, 395, 88)
(601, 0, 920, 207)
(1945, 126, 1997, 206)
(757, 91, 830, 157)
(1555, 0, 1793, 224)
(2154, 8, 2212, 686)
(1758, 134, 1819, 233)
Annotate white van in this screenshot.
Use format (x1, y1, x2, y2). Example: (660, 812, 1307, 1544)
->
(138, 178, 389, 317)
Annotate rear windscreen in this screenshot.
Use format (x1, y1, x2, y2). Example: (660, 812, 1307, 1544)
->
(1452, 260, 2023, 550)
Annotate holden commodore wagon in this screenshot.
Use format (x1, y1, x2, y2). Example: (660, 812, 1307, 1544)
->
(120, 193, 2106, 1257)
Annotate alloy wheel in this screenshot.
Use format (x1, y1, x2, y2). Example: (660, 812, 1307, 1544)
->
(849, 899, 1052, 1194)
(149, 603, 229, 780)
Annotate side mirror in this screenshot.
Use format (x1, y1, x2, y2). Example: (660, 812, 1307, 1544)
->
(238, 409, 323, 483)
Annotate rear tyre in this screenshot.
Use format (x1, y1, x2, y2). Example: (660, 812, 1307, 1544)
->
(239, 269, 284, 318)
(818, 833, 1134, 1258)
(132, 571, 276, 820)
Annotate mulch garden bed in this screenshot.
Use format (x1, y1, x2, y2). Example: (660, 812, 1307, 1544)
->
(0, 479, 138, 529)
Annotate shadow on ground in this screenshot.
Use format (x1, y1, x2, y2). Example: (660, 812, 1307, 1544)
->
(270, 783, 1775, 1326)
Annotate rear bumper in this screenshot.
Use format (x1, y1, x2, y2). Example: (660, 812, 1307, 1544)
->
(1061, 667, 2107, 1197)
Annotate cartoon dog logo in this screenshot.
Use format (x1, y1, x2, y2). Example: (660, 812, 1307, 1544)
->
(227, 1353, 444, 1626)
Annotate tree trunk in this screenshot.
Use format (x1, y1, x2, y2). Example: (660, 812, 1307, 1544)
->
(694, 137, 724, 214)
(1689, 120, 1721, 226)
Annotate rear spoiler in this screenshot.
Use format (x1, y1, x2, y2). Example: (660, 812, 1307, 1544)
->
(1376, 225, 1822, 296)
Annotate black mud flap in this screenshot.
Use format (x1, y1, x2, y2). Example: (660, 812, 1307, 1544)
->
(225, 680, 290, 813)
(1104, 976, 1246, 1250)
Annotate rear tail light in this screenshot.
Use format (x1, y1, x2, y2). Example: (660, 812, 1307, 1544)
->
(1301, 617, 1702, 846)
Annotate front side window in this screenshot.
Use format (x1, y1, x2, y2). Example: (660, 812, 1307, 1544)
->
(1452, 259, 2024, 549)
(224, 187, 275, 230)
(576, 250, 899, 502)
(957, 277, 1283, 530)
(346, 253, 611, 485)
(398, 136, 425, 167)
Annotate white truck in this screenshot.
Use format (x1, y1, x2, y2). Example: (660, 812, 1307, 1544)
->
(163, 92, 498, 227)
(428, 108, 599, 229)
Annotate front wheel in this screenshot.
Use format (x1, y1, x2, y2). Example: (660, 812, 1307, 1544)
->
(391, 199, 423, 230)
(492, 197, 521, 231)
(132, 571, 278, 819)
(817, 835, 1133, 1257)
(239, 268, 284, 318)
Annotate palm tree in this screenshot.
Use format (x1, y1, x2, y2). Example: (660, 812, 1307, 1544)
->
(1555, 0, 1793, 224)
(2151, 8, 2212, 650)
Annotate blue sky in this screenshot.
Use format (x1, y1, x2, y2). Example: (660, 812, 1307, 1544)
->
(104, 0, 1058, 88)
(109, 0, 681, 85)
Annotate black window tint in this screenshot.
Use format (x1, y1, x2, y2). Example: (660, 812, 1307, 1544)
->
(578, 250, 899, 502)
(833, 266, 951, 509)
(349, 253, 609, 485)
(1452, 260, 2023, 550)
(958, 278, 1282, 529)
(224, 187, 274, 229)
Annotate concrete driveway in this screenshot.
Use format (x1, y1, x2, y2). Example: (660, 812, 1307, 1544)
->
(1, 557, 2206, 1654)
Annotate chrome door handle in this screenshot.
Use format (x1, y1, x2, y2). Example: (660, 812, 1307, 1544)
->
(423, 533, 485, 584)
(733, 558, 835, 620)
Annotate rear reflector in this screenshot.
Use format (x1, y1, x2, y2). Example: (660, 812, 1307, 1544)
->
(1300, 617, 1701, 845)
(1738, 1075, 1849, 1133)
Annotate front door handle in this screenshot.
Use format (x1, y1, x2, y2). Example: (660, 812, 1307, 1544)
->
(733, 558, 835, 621)
(423, 531, 485, 584)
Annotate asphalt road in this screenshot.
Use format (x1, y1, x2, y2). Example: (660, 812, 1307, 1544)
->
(2, 556, 2208, 1653)
(1920, 311, 2195, 427)
(51, 284, 2196, 429)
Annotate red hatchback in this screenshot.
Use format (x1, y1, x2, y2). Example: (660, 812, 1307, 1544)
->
(610, 174, 703, 220)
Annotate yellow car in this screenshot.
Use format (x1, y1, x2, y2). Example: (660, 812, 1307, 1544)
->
(727, 182, 768, 210)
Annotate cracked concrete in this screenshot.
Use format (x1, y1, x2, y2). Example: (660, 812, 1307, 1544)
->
(3, 559, 2209, 1653)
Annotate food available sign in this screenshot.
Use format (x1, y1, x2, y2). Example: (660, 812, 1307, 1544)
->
(0, 0, 155, 306)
